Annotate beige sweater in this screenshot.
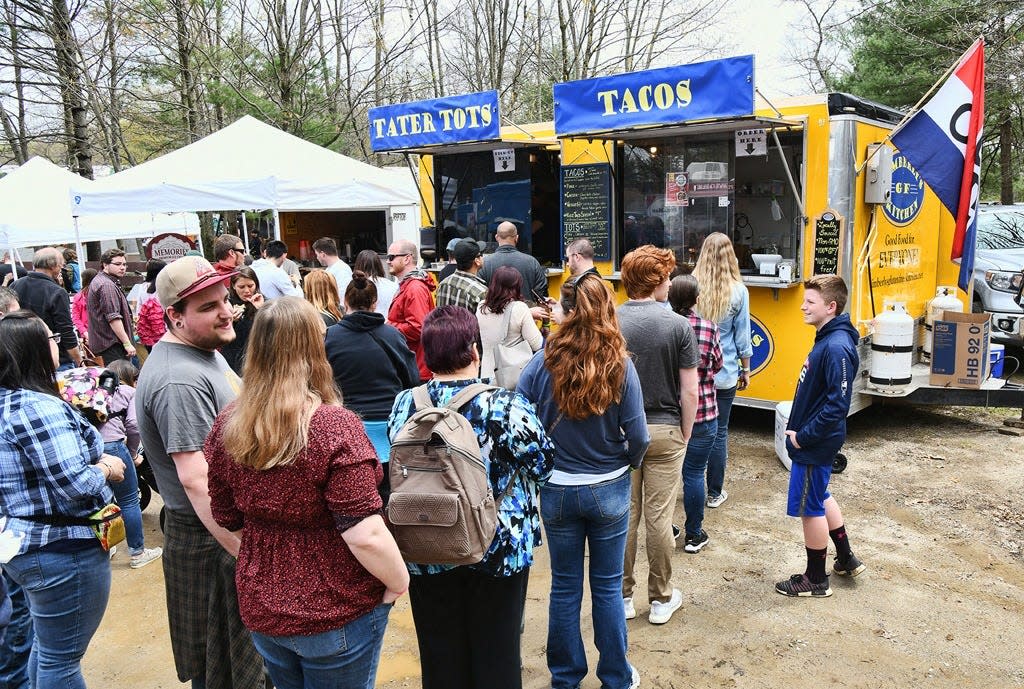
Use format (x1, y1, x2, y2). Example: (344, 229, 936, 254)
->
(476, 300, 544, 383)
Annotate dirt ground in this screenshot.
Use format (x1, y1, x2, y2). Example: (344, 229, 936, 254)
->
(83, 396, 1024, 689)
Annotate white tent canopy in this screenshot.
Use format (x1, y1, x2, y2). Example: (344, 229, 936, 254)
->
(0, 157, 199, 250)
(70, 116, 419, 216)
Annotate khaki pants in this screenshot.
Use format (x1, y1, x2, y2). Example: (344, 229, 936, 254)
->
(623, 424, 686, 604)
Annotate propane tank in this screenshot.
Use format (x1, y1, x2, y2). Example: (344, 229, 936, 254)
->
(870, 300, 914, 393)
(923, 286, 964, 361)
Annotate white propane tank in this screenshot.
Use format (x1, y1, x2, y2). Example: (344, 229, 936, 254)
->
(870, 300, 915, 393)
(923, 286, 964, 361)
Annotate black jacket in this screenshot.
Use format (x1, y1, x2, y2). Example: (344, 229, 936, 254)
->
(324, 311, 420, 419)
(12, 272, 78, 364)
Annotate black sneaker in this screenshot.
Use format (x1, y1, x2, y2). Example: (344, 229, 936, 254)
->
(672, 524, 681, 542)
(833, 553, 866, 577)
(775, 573, 832, 597)
(683, 530, 709, 553)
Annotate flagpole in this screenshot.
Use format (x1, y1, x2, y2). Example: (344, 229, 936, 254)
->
(854, 37, 983, 175)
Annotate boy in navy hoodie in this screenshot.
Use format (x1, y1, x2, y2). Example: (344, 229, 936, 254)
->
(776, 275, 865, 597)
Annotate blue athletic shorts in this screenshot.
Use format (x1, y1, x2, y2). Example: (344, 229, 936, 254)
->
(787, 462, 832, 517)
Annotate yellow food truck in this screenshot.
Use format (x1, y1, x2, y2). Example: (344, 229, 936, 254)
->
(371, 56, 1020, 413)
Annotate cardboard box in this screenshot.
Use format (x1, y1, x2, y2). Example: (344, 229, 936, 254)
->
(929, 311, 991, 388)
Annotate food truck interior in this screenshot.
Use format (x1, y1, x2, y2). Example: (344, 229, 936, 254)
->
(431, 147, 562, 266)
(617, 128, 804, 277)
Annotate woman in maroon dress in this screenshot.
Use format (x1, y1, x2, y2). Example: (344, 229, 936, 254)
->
(204, 296, 408, 689)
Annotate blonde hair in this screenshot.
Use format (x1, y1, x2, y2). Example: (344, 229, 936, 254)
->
(693, 232, 742, 323)
(222, 297, 340, 469)
(544, 275, 627, 420)
(303, 270, 343, 320)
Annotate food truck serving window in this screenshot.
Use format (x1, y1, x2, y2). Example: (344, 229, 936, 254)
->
(618, 129, 804, 279)
(433, 147, 561, 266)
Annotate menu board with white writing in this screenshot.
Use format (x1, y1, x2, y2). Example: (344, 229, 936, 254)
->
(560, 164, 611, 260)
(812, 209, 845, 275)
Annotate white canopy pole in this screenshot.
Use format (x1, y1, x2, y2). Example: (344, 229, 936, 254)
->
(272, 208, 282, 241)
(241, 213, 250, 253)
(74, 216, 85, 284)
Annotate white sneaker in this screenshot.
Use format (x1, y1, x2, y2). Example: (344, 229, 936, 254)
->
(623, 597, 636, 620)
(130, 547, 163, 569)
(628, 664, 640, 689)
(648, 588, 683, 625)
(706, 490, 728, 509)
(108, 545, 117, 560)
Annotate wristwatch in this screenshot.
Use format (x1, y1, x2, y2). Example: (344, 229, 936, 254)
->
(740, 367, 751, 373)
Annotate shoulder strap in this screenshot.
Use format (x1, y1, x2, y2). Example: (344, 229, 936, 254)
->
(411, 384, 433, 411)
(444, 382, 496, 412)
(500, 305, 514, 343)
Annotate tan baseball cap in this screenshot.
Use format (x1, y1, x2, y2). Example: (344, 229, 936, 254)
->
(156, 255, 237, 307)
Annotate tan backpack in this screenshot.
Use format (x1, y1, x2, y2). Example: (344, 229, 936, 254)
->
(387, 383, 508, 565)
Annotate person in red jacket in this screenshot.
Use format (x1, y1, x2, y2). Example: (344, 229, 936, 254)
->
(386, 240, 436, 381)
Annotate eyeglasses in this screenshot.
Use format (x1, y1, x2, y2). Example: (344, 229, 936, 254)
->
(48, 333, 61, 344)
(109, 261, 127, 267)
(386, 253, 410, 262)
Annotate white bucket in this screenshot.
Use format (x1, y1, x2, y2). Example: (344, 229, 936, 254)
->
(774, 401, 793, 471)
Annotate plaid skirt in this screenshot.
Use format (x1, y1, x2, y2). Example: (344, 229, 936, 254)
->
(163, 509, 266, 688)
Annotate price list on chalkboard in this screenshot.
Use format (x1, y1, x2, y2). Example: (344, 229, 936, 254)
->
(812, 209, 844, 275)
(560, 164, 612, 260)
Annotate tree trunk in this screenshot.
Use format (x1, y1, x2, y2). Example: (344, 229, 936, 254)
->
(999, 116, 1014, 205)
(50, 0, 94, 179)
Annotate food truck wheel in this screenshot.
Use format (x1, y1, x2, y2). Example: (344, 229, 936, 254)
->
(832, 453, 848, 474)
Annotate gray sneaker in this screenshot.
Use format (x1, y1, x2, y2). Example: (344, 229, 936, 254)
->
(130, 547, 163, 569)
(706, 490, 728, 508)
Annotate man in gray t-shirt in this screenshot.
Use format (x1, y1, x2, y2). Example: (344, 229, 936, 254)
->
(136, 256, 265, 688)
(616, 247, 699, 627)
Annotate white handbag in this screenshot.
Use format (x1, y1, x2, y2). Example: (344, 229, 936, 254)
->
(492, 304, 534, 390)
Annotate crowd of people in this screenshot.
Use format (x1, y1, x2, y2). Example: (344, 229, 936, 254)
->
(0, 227, 866, 689)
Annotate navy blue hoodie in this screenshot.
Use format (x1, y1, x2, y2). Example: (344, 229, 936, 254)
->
(785, 313, 860, 466)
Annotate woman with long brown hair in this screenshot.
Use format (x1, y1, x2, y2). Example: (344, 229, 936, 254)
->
(692, 232, 752, 509)
(517, 273, 649, 689)
(477, 266, 543, 386)
(204, 297, 408, 689)
(304, 269, 344, 327)
(220, 267, 264, 375)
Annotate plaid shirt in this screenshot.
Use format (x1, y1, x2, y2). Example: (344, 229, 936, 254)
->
(434, 270, 487, 313)
(0, 388, 111, 556)
(685, 311, 724, 424)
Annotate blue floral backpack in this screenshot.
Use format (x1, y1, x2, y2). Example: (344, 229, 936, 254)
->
(56, 366, 123, 425)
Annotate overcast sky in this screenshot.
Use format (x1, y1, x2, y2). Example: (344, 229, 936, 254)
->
(713, 0, 855, 97)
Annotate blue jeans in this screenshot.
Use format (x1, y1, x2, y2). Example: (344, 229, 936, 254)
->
(104, 441, 146, 554)
(250, 603, 392, 689)
(3, 544, 110, 689)
(707, 386, 737, 499)
(682, 418, 719, 537)
(541, 472, 632, 689)
(0, 572, 32, 689)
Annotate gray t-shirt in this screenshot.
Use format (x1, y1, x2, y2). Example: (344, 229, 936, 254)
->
(136, 340, 241, 514)
(617, 300, 699, 425)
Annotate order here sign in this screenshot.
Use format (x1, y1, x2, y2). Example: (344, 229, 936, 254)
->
(552, 55, 755, 137)
(368, 90, 501, 152)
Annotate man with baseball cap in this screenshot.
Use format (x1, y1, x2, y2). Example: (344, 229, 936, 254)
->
(434, 239, 487, 313)
(136, 256, 266, 689)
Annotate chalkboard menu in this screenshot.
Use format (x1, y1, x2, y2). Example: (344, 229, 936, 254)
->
(560, 164, 612, 260)
(812, 209, 845, 275)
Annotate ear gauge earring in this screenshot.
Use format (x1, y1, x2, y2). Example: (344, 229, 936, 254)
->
(175, 321, 183, 329)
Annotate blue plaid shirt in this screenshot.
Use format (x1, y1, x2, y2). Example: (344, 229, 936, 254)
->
(0, 388, 112, 556)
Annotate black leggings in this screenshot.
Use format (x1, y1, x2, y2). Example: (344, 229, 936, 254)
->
(409, 566, 529, 689)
